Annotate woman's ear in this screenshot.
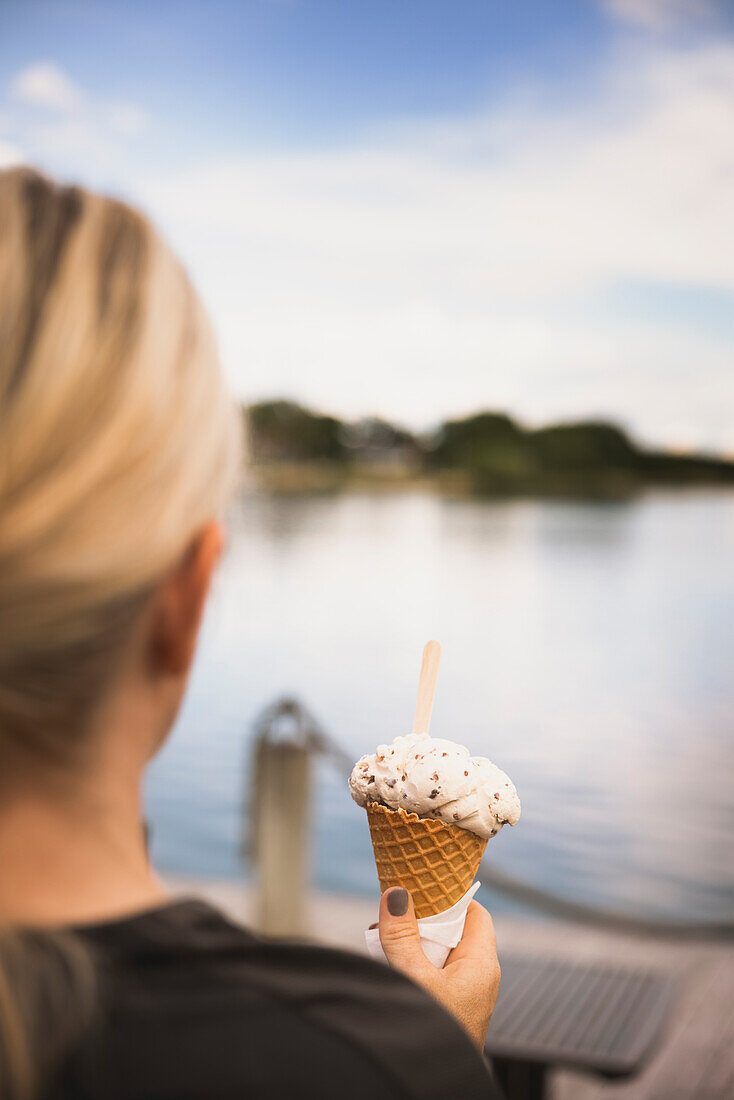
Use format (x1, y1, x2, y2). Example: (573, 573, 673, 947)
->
(149, 522, 224, 677)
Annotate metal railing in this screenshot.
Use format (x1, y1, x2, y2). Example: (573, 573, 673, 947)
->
(245, 697, 734, 940)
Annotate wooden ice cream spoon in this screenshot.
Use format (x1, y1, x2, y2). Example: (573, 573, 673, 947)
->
(412, 639, 442, 737)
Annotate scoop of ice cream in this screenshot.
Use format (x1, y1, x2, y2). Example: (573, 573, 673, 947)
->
(349, 732, 520, 840)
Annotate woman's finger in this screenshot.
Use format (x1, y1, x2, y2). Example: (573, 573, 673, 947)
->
(377, 888, 434, 980)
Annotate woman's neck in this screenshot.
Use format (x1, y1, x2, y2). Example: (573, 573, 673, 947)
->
(0, 749, 166, 927)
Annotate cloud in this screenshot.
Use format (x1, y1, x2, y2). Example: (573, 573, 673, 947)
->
(136, 35, 734, 450)
(0, 139, 25, 168)
(106, 101, 149, 137)
(2, 63, 149, 175)
(11, 62, 82, 112)
(0, 138, 25, 166)
(3, 42, 731, 451)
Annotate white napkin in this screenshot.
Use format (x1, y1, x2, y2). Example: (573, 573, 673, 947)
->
(364, 881, 481, 969)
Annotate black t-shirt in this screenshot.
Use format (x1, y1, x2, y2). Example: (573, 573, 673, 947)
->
(50, 898, 498, 1099)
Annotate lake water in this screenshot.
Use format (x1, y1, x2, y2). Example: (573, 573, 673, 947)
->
(145, 489, 734, 926)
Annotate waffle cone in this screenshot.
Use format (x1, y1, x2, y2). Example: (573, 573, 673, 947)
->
(366, 801, 487, 918)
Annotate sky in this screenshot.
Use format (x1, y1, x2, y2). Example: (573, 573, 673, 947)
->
(1, 0, 733, 452)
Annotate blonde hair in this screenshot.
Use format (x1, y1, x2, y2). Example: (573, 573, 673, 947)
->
(0, 166, 242, 1099)
(0, 167, 242, 764)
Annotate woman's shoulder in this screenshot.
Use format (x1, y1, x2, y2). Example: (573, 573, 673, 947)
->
(61, 897, 494, 1100)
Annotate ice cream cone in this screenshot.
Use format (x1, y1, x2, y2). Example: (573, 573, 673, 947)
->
(366, 801, 487, 919)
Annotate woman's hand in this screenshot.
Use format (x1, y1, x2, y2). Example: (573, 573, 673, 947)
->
(377, 887, 500, 1051)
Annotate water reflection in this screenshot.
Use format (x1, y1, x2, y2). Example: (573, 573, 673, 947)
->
(146, 490, 734, 924)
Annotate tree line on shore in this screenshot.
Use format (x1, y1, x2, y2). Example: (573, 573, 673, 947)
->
(245, 399, 734, 497)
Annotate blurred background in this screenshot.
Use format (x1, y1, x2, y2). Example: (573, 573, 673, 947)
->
(1, 0, 733, 933)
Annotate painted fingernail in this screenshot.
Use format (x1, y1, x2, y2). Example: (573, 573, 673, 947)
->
(368, 922, 378, 930)
(387, 887, 409, 916)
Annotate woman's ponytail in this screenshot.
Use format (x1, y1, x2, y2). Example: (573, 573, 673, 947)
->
(0, 931, 95, 1099)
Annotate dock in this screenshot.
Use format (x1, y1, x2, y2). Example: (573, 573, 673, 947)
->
(167, 874, 734, 1099)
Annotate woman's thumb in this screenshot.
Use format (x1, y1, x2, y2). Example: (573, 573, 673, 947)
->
(378, 888, 432, 978)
